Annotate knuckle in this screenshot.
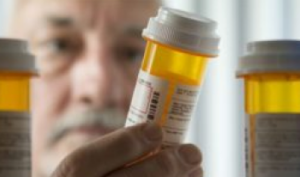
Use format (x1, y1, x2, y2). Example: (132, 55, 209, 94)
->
(114, 128, 142, 156)
(154, 151, 176, 176)
(52, 156, 77, 177)
(189, 167, 203, 177)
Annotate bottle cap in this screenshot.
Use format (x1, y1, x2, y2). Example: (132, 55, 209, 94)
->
(237, 40, 300, 76)
(143, 7, 220, 56)
(0, 38, 36, 74)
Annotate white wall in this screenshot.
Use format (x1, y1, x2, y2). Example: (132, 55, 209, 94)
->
(0, 0, 14, 36)
(287, 0, 300, 39)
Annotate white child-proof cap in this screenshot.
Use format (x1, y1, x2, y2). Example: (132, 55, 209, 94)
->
(237, 40, 300, 76)
(142, 7, 220, 56)
(0, 38, 36, 74)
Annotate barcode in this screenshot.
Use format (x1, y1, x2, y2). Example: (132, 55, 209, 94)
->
(147, 92, 160, 120)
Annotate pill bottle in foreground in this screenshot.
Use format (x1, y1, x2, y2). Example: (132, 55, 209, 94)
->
(237, 40, 300, 177)
(0, 39, 36, 177)
(125, 7, 220, 147)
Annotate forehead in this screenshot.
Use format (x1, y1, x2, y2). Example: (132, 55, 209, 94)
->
(21, 0, 159, 33)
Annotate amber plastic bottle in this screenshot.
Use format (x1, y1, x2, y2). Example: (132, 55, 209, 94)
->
(0, 39, 36, 177)
(125, 7, 220, 147)
(238, 40, 300, 177)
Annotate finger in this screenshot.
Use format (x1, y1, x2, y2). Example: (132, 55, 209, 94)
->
(189, 168, 203, 177)
(107, 144, 203, 177)
(52, 122, 163, 177)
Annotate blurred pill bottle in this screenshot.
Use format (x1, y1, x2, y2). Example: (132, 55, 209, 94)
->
(0, 39, 36, 177)
(237, 40, 300, 177)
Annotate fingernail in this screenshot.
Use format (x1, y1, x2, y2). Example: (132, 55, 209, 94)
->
(178, 144, 202, 165)
(143, 122, 162, 141)
(189, 168, 203, 177)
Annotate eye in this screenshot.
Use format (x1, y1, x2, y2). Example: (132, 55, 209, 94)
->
(44, 37, 81, 56)
(47, 39, 70, 53)
(33, 36, 83, 75)
(117, 46, 144, 63)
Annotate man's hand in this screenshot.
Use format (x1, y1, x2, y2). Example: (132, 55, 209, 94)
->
(51, 123, 203, 177)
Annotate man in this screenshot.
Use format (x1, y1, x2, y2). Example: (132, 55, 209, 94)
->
(11, 0, 203, 176)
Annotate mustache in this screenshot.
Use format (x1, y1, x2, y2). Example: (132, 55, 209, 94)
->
(47, 108, 126, 147)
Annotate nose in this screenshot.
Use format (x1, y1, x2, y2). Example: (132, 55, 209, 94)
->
(71, 36, 116, 109)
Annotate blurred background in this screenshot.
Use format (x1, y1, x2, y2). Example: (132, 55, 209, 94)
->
(1, 0, 300, 177)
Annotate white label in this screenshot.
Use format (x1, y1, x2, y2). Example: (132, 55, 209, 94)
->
(163, 85, 199, 146)
(0, 112, 31, 177)
(126, 70, 168, 126)
(246, 114, 300, 177)
(126, 70, 200, 147)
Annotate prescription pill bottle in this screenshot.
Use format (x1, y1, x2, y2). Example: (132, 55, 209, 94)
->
(0, 39, 36, 177)
(237, 40, 300, 177)
(125, 7, 220, 147)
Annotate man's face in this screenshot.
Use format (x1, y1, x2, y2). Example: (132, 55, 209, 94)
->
(14, 0, 159, 176)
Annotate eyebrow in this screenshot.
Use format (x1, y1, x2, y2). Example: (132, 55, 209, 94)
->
(43, 16, 76, 28)
(40, 16, 145, 39)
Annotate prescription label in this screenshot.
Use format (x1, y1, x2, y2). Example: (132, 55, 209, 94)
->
(163, 85, 199, 147)
(246, 114, 300, 177)
(126, 70, 169, 126)
(0, 112, 31, 177)
(126, 70, 200, 147)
